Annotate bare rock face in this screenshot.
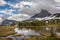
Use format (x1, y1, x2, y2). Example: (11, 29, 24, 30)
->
(31, 9, 51, 18)
(51, 13, 60, 17)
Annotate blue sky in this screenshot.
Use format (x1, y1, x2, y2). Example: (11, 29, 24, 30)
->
(0, 0, 31, 17)
(0, 0, 17, 17)
(0, 0, 60, 21)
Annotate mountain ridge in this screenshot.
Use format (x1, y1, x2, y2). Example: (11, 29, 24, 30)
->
(31, 9, 52, 18)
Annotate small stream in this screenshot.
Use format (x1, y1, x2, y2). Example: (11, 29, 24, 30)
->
(0, 36, 23, 40)
(8, 36, 25, 40)
(0, 35, 32, 40)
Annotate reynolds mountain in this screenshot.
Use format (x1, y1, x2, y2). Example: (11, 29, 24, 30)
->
(31, 9, 52, 18)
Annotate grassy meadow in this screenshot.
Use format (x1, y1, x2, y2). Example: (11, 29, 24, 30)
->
(0, 26, 16, 37)
(0, 19, 60, 40)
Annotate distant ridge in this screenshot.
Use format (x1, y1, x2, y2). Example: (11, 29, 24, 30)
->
(1, 19, 18, 25)
(51, 13, 60, 17)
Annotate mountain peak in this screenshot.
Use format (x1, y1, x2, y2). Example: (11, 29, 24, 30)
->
(31, 9, 51, 18)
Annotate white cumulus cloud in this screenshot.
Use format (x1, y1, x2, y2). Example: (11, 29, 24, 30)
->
(7, 13, 31, 21)
(0, 0, 7, 6)
(55, 0, 60, 3)
(0, 9, 16, 15)
(1, 0, 60, 21)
